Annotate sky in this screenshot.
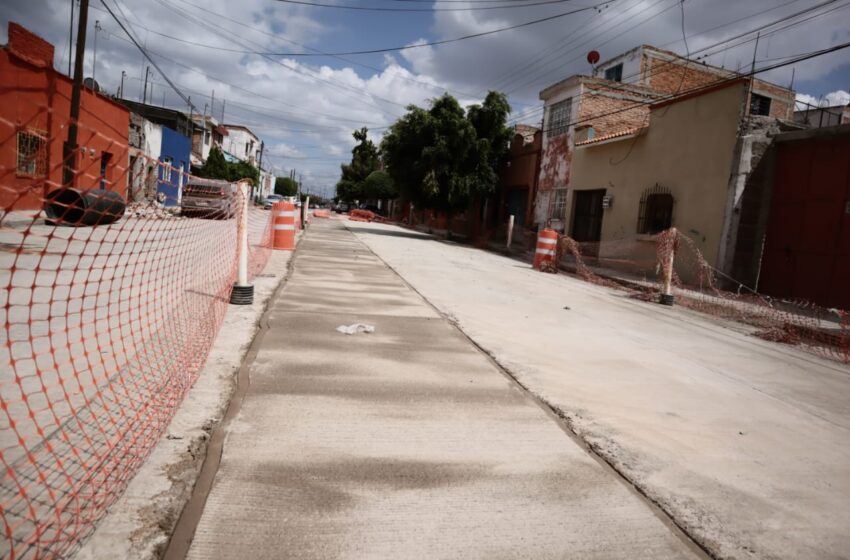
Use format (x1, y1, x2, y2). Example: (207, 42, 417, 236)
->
(2, 0, 849, 197)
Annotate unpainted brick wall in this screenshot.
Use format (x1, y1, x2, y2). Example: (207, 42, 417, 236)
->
(577, 84, 652, 137)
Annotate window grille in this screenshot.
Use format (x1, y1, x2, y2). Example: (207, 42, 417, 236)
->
(549, 98, 572, 137)
(637, 184, 674, 234)
(16, 130, 47, 177)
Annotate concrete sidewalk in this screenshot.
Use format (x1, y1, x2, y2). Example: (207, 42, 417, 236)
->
(180, 220, 702, 559)
(346, 220, 850, 560)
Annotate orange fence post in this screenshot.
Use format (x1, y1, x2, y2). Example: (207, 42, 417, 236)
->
(533, 228, 559, 271)
(273, 201, 296, 250)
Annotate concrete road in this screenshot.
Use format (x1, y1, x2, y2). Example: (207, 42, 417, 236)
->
(183, 220, 703, 559)
(346, 220, 850, 560)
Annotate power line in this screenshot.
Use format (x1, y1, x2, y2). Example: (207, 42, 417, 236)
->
(525, 39, 850, 136)
(98, 0, 196, 111)
(262, 0, 620, 56)
(154, 0, 407, 118)
(506, 0, 847, 123)
(270, 0, 586, 11)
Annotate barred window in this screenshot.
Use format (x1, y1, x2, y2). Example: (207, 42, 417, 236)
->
(161, 156, 173, 182)
(552, 188, 568, 218)
(637, 185, 674, 234)
(16, 131, 47, 177)
(549, 98, 572, 137)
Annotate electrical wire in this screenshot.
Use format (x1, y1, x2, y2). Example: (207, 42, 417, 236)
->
(270, 0, 586, 11)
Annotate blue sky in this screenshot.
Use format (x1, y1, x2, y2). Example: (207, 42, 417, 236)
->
(3, 0, 849, 196)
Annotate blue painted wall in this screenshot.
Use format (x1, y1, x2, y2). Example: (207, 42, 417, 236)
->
(157, 127, 192, 206)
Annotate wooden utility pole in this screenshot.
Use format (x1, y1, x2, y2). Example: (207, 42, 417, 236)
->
(63, 0, 89, 187)
(142, 66, 151, 104)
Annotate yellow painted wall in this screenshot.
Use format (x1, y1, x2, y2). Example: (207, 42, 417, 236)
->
(566, 81, 747, 268)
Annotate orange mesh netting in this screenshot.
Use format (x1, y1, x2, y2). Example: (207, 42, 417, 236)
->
(554, 228, 849, 365)
(1, 108, 272, 558)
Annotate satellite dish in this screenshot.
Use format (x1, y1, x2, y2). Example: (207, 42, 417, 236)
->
(587, 51, 600, 65)
(83, 77, 101, 92)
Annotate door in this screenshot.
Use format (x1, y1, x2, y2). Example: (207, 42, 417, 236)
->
(506, 188, 528, 227)
(571, 189, 605, 243)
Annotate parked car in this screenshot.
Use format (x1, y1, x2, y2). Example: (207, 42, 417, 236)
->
(181, 178, 237, 219)
(334, 203, 350, 213)
(262, 194, 283, 209)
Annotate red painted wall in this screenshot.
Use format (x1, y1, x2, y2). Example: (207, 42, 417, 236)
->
(0, 23, 130, 212)
(759, 131, 850, 310)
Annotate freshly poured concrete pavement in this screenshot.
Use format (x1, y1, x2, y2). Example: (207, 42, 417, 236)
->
(183, 221, 702, 559)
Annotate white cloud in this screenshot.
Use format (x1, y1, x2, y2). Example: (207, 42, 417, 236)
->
(796, 90, 850, 109)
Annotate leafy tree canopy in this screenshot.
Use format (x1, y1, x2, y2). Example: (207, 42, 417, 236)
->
(336, 127, 381, 203)
(380, 92, 511, 213)
(363, 170, 397, 201)
(197, 146, 260, 186)
(275, 176, 299, 197)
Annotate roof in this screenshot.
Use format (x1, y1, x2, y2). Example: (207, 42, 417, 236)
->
(575, 126, 646, 147)
(222, 124, 260, 140)
(514, 124, 540, 143)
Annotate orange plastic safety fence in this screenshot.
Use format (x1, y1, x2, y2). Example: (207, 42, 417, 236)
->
(1, 105, 272, 558)
(555, 229, 849, 365)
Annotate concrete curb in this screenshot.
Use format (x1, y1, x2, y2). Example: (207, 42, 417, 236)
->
(75, 245, 297, 560)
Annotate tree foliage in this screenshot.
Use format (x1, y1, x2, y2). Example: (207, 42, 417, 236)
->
(380, 91, 511, 213)
(197, 146, 260, 185)
(363, 170, 397, 200)
(335, 127, 381, 203)
(275, 176, 299, 197)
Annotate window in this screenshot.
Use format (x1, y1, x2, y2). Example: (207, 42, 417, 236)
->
(548, 98, 572, 137)
(552, 188, 568, 218)
(204, 130, 211, 145)
(161, 156, 173, 182)
(750, 93, 771, 116)
(16, 130, 47, 177)
(99, 152, 112, 190)
(637, 185, 673, 234)
(604, 63, 623, 82)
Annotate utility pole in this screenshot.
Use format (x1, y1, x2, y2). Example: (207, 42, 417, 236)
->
(142, 66, 151, 104)
(210, 90, 215, 121)
(119, 70, 126, 98)
(92, 20, 101, 82)
(64, 0, 89, 187)
(68, 0, 76, 75)
(221, 99, 226, 122)
(257, 140, 265, 199)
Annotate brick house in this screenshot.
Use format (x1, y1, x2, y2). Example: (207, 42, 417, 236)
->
(0, 22, 130, 212)
(534, 44, 796, 232)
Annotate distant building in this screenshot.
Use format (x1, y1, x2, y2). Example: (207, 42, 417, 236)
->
(494, 125, 542, 243)
(221, 125, 262, 166)
(0, 22, 130, 211)
(117, 100, 192, 205)
(793, 103, 850, 129)
(190, 115, 226, 168)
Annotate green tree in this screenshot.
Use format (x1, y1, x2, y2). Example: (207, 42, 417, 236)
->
(381, 92, 511, 215)
(197, 146, 229, 180)
(362, 170, 397, 200)
(197, 145, 260, 186)
(275, 176, 298, 196)
(336, 127, 381, 203)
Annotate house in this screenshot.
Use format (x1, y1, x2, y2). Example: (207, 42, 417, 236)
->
(494, 124, 542, 243)
(567, 79, 757, 275)
(534, 44, 796, 231)
(0, 22, 130, 212)
(118, 100, 193, 205)
(127, 113, 161, 202)
(221, 124, 262, 166)
(191, 114, 226, 168)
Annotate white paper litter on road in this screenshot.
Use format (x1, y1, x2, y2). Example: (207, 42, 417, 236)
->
(336, 323, 375, 335)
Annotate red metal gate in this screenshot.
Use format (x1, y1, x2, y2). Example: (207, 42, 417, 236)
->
(759, 134, 850, 309)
